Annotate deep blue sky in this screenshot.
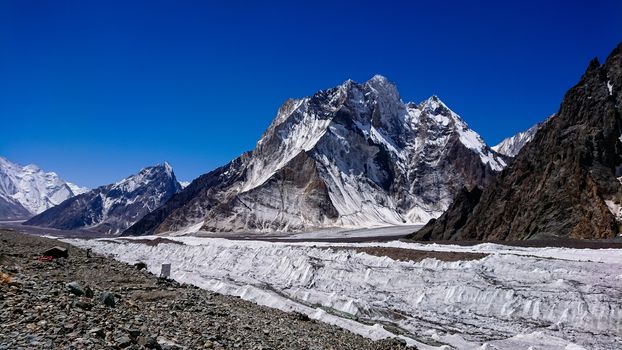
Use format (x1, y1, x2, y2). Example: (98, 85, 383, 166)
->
(1, 1, 621, 187)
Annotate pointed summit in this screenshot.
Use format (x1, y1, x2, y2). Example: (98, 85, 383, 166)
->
(420, 95, 449, 113)
(364, 74, 396, 90)
(367, 74, 390, 84)
(25, 163, 183, 234)
(161, 161, 173, 175)
(124, 76, 505, 236)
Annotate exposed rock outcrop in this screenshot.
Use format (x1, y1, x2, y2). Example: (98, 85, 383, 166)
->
(411, 42, 622, 241)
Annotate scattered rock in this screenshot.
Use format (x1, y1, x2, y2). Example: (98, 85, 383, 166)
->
(293, 312, 310, 322)
(88, 328, 105, 338)
(126, 328, 141, 338)
(0, 230, 414, 350)
(114, 334, 133, 348)
(43, 246, 68, 259)
(138, 336, 161, 349)
(99, 291, 115, 307)
(66, 281, 85, 296)
(74, 300, 92, 310)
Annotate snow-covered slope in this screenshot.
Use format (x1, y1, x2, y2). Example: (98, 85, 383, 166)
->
(25, 163, 182, 234)
(0, 156, 88, 219)
(125, 75, 506, 236)
(492, 118, 548, 157)
(66, 182, 89, 195)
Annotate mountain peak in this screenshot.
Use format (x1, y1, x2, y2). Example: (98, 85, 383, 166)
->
(125, 74, 506, 235)
(420, 95, 446, 109)
(368, 74, 389, 83)
(419, 95, 457, 121)
(26, 162, 183, 234)
(161, 161, 173, 174)
(0, 156, 84, 217)
(141, 162, 174, 176)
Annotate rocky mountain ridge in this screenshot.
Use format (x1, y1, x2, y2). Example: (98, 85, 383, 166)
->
(125, 75, 507, 236)
(25, 163, 182, 234)
(411, 42, 622, 241)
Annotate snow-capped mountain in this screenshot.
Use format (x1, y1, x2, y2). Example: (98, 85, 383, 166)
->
(25, 162, 182, 234)
(66, 182, 89, 196)
(492, 117, 551, 157)
(125, 75, 506, 236)
(0, 156, 88, 220)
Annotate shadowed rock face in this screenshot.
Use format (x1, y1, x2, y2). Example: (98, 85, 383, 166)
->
(0, 196, 31, 220)
(124, 76, 506, 236)
(411, 186, 483, 241)
(411, 42, 622, 241)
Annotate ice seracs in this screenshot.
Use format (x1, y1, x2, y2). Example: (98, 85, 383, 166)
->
(0, 156, 88, 219)
(125, 75, 507, 236)
(25, 163, 183, 234)
(67, 236, 622, 349)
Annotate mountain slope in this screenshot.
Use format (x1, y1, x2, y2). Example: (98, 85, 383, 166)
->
(0, 156, 87, 219)
(25, 163, 182, 234)
(0, 195, 31, 220)
(125, 76, 506, 236)
(492, 120, 546, 157)
(410, 42, 622, 241)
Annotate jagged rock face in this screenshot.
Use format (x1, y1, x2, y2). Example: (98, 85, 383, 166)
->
(0, 156, 88, 219)
(201, 152, 339, 232)
(492, 119, 547, 157)
(126, 76, 505, 236)
(25, 163, 182, 234)
(411, 186, 483, 241)
(411, 43, 622, 241)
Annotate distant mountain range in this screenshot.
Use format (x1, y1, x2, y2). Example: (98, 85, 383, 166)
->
(124, 76, 508, 235)
(0, 157, 88, 220)
(411, 42, 622, 241)
(24, 163, 182, 234)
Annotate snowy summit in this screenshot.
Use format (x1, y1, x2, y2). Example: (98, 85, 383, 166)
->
(125, 75, 507, 236)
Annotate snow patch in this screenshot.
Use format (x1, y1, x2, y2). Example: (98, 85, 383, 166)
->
(605, 200, 622, 221)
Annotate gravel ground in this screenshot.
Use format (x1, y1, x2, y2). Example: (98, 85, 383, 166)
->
(323, 246, 488, 262)
(0, 229, 413, 350)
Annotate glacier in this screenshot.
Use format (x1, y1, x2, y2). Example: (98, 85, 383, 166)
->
(65, 235, 622, 349)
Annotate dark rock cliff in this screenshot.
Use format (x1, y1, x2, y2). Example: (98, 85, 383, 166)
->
(411, 42, 622, 241)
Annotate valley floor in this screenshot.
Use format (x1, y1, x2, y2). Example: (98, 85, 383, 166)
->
(56, 230, 622, 350)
